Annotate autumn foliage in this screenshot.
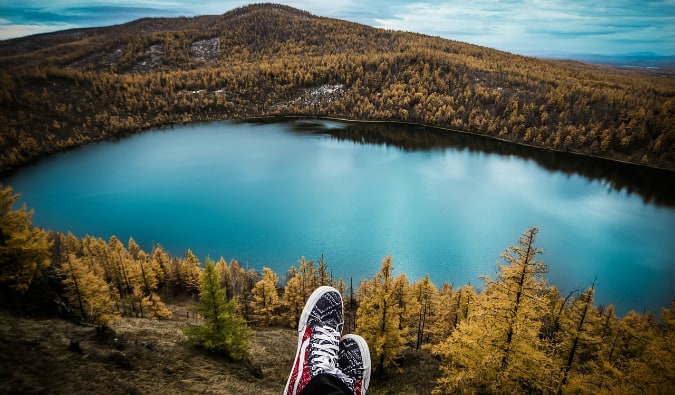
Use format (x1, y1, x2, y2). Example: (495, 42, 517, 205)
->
(1, 183, 674, 393)
(1, 4, 674, 174)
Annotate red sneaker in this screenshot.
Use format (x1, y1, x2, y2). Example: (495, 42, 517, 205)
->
(284, 286, 346, 395)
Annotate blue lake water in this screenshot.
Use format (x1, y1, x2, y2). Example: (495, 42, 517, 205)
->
(3, 120, 674, 315)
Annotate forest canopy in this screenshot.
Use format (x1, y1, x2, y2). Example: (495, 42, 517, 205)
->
(0, 3, 674, 174)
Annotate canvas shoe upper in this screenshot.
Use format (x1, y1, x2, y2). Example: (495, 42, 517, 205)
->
(338, 334, 371, 395)
(284, 286, 349, 395)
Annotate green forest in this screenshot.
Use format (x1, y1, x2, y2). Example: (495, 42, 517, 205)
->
(1, 183, 673, 394)
(0, 3, 674, 174)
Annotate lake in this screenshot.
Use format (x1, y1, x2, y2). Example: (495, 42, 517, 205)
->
(3, 120, 674, 315)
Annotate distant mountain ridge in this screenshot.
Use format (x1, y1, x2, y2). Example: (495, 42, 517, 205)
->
(0, 3, 673, 172)
(530, 51, 675, 69)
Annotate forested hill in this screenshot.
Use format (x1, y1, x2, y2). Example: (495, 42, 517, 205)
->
(1, 3, 674, 173)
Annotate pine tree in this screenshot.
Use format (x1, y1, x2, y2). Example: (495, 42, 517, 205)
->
(182, 258, 251, 361)
(356, 256, 405, 375)
(0, 185, 50, 293)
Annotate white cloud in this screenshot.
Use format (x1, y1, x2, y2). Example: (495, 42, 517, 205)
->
(1, 0, 672, 55)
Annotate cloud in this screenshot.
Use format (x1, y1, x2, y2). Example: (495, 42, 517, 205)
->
(1, 0, 673, 55)
(368, 0, 675, 54)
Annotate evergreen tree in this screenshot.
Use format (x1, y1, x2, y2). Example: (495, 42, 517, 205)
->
(0, 185, 50, 293)
(182, 258, 251, 361)
(356, 256, 405, 375)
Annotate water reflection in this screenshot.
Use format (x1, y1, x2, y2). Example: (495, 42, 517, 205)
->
(286, 119, 675, 207)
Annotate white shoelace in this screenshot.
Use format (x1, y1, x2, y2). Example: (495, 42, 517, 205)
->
(309, 326, 353, 385)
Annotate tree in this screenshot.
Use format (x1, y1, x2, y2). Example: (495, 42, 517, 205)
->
(0, 185, 50, 293)
(434, 227, 557, 394)
(556, 284, 602, 394)
(180, 249, 201, 294)
(316, 254, 332, 286)
(283, 271, 305, 327)
(410, 274, 438, 350)
(182, 258, 251, 361)
(356, 256, 405, 375)
(59, 251, 118, 326)
(251, 267, 281, 325)
(426, 282, 455, 344)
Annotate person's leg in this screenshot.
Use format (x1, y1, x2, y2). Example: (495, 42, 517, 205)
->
(284, 286, 351, 395)
(302, 373, 354, 395)
(338, 334, 371, 395)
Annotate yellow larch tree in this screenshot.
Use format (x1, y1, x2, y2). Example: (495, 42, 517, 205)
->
(356, 255, 405, 375)
(434, 227, 557, 394)
(0, 185, 50, 293)
(251, 267, 281, 325)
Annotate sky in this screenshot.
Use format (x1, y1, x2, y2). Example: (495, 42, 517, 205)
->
(0, 1, 673, 57)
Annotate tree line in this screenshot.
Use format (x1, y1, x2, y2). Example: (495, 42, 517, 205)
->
(1, 183, 673, 393)
(1, 4, 674, 174)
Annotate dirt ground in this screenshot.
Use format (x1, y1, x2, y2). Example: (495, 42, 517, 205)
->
(0, 297, 441, 394)
(0, 298, 296, 394)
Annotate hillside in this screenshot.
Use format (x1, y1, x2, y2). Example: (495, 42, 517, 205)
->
(0, 299, 442, 395)
(0, 3, 673, 173)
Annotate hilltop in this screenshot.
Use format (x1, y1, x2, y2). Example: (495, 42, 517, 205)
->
(0, 3, 674, 173)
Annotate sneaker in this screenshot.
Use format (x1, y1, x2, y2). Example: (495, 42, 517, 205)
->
(284, 286, 346, 395)
(339, 334, 371, 395)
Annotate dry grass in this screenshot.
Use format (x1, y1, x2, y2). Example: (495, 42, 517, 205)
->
(0, 297, 294, 394)
(0, 297, 440, 394)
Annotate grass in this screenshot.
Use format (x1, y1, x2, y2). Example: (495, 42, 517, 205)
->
(0, 297, 441, 394)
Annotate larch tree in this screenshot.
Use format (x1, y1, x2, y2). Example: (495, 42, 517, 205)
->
(60, 251, 118, 326)
(251, 266, 281, 325)
(356, 256, 405, 375)
(298, 256, 317, 299)
(180, 249, 201, 294)
(0, 185, 50, 293)
(556, 284, 602, 394)
(283, 271, 305, 327)
(426, 282, 455, 345)
(214, 257, 232, 297)
(392, 272, 415, 346)
(227, 259, 248, 300)
(434, 227, 557, 394)
(182, 258, 251, 361)
(316, 254, 332, 286)
(411, 274, 438, 350)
